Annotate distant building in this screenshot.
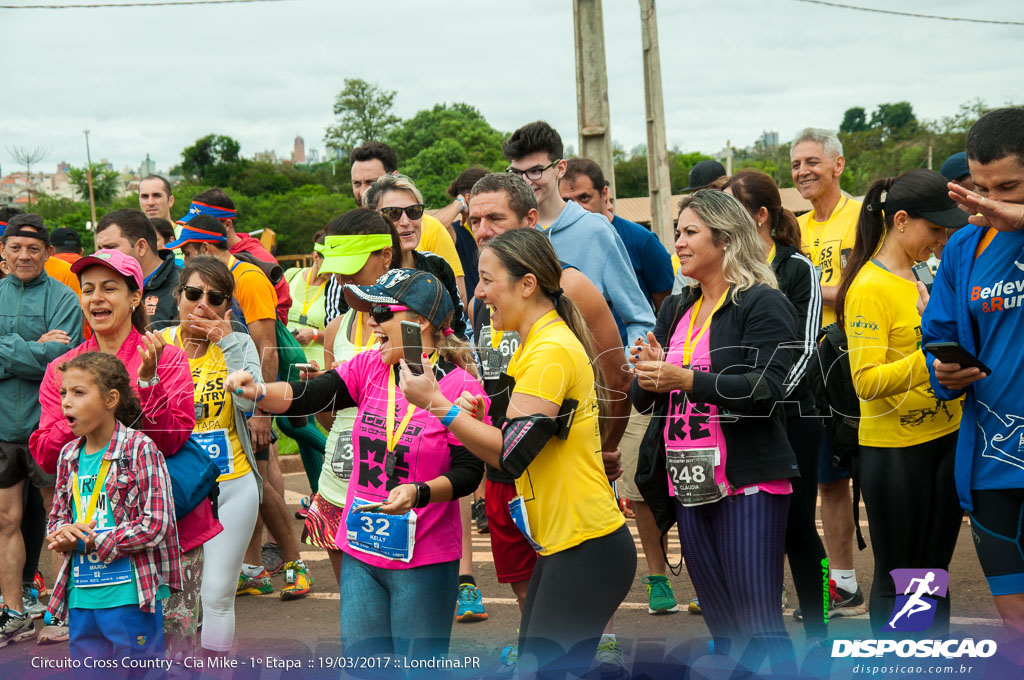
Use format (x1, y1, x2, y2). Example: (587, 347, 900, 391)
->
(0, 164, 77, 204)
(293, 136, 306, 164)
(253, 150, 279, 163)
(307, 148, 320, 164)
(139, 153, 156, 177)
(759, 130, 780, 149)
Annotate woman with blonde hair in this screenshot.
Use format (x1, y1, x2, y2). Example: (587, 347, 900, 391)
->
(630, 189, 800, 666)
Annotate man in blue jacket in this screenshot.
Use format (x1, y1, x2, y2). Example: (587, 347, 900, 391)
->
(921, 107, 1024, 638)
(0, 214, 82, 647)
(503, 121, 655, 347)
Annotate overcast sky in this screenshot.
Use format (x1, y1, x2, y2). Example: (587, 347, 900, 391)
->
(2, 0, 1021, 175)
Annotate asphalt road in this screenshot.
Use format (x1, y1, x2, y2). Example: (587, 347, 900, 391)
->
(3, 469, 1008, 679)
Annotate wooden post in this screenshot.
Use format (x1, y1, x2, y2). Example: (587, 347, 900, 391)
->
(573, 0, 616, 196)
(639, 0, 674, 249)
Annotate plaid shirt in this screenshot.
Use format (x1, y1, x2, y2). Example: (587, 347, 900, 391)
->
(46, 422, 181, 620)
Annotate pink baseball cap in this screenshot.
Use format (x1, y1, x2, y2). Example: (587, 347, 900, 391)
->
(71, 249, 145, 291)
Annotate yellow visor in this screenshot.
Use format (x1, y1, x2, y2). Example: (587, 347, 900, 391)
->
(318, 234, 393, 276)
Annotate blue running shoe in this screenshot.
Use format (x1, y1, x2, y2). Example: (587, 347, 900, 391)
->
(455, 583, 488, 622)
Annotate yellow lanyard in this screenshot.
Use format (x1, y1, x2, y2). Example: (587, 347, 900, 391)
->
(352, 312, 376, 352)
(299, 268, 325, 319)
(681, 290, 729, 366)
(386, 367, 416, 453)
(767, 243, 776, 264)
(72, 458, 113, 524)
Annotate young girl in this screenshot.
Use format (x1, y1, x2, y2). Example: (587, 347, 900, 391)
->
(45, 352, 181, 663)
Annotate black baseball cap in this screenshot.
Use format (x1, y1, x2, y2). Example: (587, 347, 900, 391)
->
(939, 152, 970, 182)
(870, 169, 968, 230)
(50, 227, 82, 248)
(3, 214, 49, 243)
(681, 160, 727, 192)
(344, 268, 454, 330)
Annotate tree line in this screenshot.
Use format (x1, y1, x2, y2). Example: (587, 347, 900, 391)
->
(29, 79, 1004, 256)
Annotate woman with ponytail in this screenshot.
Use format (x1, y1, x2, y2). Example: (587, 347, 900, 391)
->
(398, 227, 636, 678)
(724, 170, 828, 640)
(835, 168, 966, 635)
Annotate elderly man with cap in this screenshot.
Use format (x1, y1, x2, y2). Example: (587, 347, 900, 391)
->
(49, 228, 83, 265)
(0, 207, 81, 301)
(0, 214, 82, 648)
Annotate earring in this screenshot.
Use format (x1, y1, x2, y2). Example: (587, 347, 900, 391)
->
(131, 306, 136, 312)
(757, 221, 764, 229)
(900, 228, 905, 233)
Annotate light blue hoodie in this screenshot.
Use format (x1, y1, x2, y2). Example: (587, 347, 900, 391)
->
(544, 200, 655, 345)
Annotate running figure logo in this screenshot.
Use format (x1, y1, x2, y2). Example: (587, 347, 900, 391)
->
(884, 569, 949, 632)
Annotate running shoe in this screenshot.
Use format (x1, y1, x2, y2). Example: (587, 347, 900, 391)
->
(455, 583, 488, 622)
(687, 597, 702, 615)
(21, 587, 46, 620)
(471, 498, 489, 534)
(827, 579, 867, 616)
(261, 542, 285, 575)
(595, 638, 627, 680)
(281, 560, 312, 600)
(781, 585, 788, 610)
(501, 644, 518, 666)
(295, 496, 310, 520)
(642, 575, 679, 614)
(619, 498, 636, 519)
(33, 572, 47, 598)
(236, 569, 275, 596)
(0, 605, 35, 649)
(37, 613, 68, 645)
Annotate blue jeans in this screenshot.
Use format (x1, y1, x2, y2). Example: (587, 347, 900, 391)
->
(70, 602, 164, 680)
(339, 554, 458, 660)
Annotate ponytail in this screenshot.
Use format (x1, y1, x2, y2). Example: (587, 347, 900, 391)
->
(835, 177, 897, 328)
(554, 293, 611, 433)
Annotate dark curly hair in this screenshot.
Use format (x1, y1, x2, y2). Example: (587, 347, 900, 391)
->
(59, 352, 143, 428)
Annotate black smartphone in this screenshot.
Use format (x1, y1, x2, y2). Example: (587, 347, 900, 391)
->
(912, 262, 935, 292)
(924, 341, 992, 375)
(400, 320, 424, 375)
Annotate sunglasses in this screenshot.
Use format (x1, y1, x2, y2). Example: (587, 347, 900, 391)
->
(370, 304, 409, 323)
(380, 204, 425, 221)
(182, 286, 229, 307)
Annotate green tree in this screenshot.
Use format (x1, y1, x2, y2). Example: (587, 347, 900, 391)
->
(869, 101, 918, 140)
(66, 163, 122, 204)
(386, 103, 507, 206)
(181, 134, 242, 184)
(840, 107, 868, 134)
(324, 78, 401, 157)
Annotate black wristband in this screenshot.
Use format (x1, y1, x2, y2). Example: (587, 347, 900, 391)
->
(413, 482, 431, 509)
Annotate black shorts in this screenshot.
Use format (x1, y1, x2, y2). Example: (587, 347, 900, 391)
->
(970, 488, 1024, 596)
(0, 441, 56, 489)
(253, 426, 279, 462)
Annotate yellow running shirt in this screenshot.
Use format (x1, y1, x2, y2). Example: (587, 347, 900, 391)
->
(843, 261, 961, 447)
(163, 327, 251, 482)
(799, 195, 861, 326)
(506, 309, 624, 556)
(418, 214, 464, 277)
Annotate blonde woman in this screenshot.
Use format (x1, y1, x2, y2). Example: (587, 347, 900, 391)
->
(630, 190, 800, 665)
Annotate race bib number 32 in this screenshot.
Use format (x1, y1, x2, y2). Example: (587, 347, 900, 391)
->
(342, 497, 417, 563)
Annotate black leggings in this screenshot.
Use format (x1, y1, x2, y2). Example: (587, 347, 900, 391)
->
(519, 525, 636, 679)
(857, 432, 961, 636)
(784, 415, 828, 639)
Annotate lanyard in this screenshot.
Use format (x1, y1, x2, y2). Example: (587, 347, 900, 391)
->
(386, 366, 416, 453)
(299, 268, 325, 319)
(681, 290, 729, 366)
(766, 243, 776, 264)
(352, 312, 376, 352)
(72, 458, 113, 524)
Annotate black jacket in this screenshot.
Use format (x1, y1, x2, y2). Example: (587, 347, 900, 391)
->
(771, 242, 822, 418)
(630, 284, 801, 528)
(143, 250, 182, 331)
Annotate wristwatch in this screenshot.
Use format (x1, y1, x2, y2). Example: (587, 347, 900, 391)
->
(137, 375, 160, 389)
(412, 482, 431, 509)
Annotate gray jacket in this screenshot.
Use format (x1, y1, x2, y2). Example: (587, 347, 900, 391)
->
(210, 331, 265, 501)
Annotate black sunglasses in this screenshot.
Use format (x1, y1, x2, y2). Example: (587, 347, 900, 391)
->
(380, 204, 425, 221)
(369, 304, 409, 323)
(182, 285, 228, 307)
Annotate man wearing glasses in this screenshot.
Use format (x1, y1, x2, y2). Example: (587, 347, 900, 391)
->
(503, 121, 655, 347)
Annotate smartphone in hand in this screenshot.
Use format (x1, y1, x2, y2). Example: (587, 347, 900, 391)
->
(912, 262, 935, 293)
(401, 321, 424, 375)
(924, 341, 992, 375)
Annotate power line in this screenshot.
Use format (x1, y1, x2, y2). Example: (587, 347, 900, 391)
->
(1, 0, 295, 9)
(794, 0, 1024, 26)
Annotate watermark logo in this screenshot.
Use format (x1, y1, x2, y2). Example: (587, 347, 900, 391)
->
(884, 568, 948, 632)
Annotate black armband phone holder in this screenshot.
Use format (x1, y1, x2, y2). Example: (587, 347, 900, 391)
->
(498, 398, 579, 478)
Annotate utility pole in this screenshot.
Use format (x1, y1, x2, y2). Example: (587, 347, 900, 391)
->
(573, 0, 616, 196)
(726, 139, 733, 175)
(639, 0, 673, 249)
(83, 129, 97, 229)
